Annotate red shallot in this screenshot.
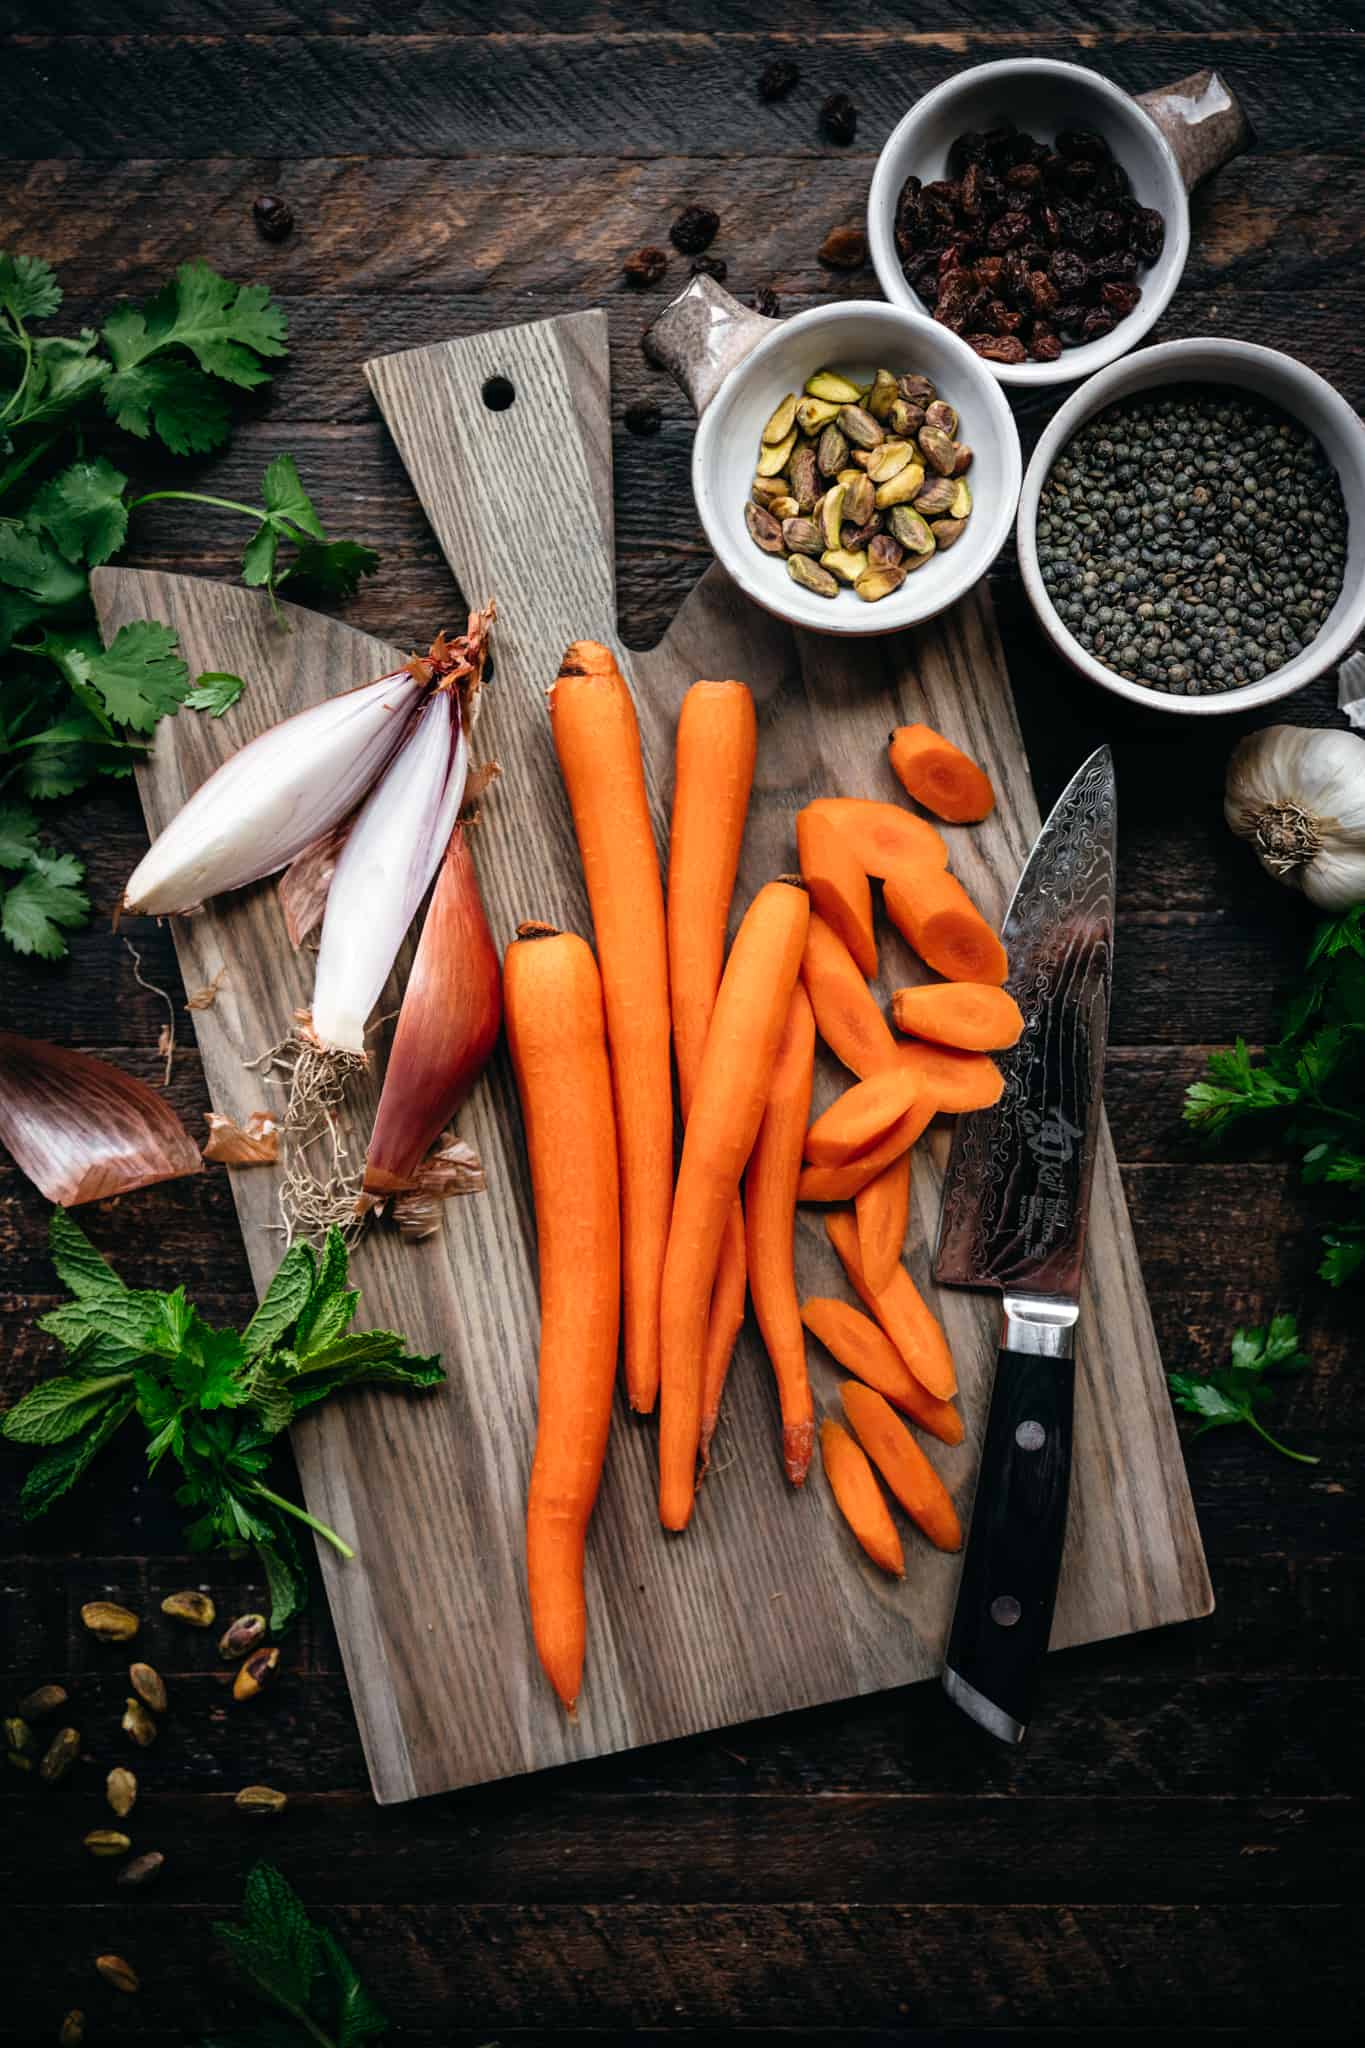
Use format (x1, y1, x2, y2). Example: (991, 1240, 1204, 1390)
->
(0, 1034, 202, 1205)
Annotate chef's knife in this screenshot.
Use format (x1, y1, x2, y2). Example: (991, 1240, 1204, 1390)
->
(934, 745, 1117, 1745)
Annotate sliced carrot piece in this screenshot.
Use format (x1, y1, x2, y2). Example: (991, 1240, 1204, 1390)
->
(800, 912, 899, 1079)
(797, 808, 877, 979)
(801, 1298, 963, 1446)
(804, 1066, 922, 1167)
(826, 1209, 957, 1401)
(892, 981, 1024, 1052)
(883, 866, 1008, 986)
(797, 1097, 935, 1203)
(896, 1039, 1003, 1113)
(889, 723, 995, 824)
(803, 796, 948, 878)
(841, 1382, 962, 1552)
(855, 1151, 911, 1294)
(819, 1418, 904, 1577)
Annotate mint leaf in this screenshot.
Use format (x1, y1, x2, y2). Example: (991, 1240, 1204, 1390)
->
(258, 1528, 310, 1634)
(48, 1207, 127, 1299)
(19, 1392, 135, 1518)
(3, 1372, 134, 1445)
(77, 619, 189, 731)
(241, 1241, 316, 1360)
(0, 250, 61, 325)
(185, 671, 245, 716)
(214, 1860, 320, 2014)
(294, 1228, 355, 1355)
(316, 1924, 389, 2046)
(1, 848, 88, 956)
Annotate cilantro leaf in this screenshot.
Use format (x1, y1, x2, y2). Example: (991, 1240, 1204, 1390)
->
(28, 457, 129, 567)
(73, 619, 190, 731)
(1168, 1315, 1317, 1464)
(0, 250, 61, 325)
(283, 538, 381, 602)
(1, 846, 88, 956)
(0, 525, 89, 609)
(260, 453, 327, 541)
(0, 799, 39, 867)
(102, 262, 286, 455)
(185, 671, 245, 716)
(104, 356, 232, 455)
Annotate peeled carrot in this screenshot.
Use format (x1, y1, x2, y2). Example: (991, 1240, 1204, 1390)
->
(820, 1419, 904, 1577)
(841, 1382, 962, 1551)
(801, 1297, 964, 1445)
(667, 679, 758, 1460)
(855, 1151, 911, 1293)
(883, 866, 1008, 986)
(826, 1209, 957, 1401)
(550, 642, 672, 1414)
(797, 1098, 935, 1203)
(803, 796, 947, 878)
(746, 984, 817, 1485)
(889, 722, 996, 823)
(797, 807, 877, 978)
(505, 924, 621, 1713)
(800, 912, 899, 1079)
(658, 880, 811, 1530)
(892, 981, 1024, 1052)
(804, 1067, 921, 1167)
(896, 1039, 1003, 1113)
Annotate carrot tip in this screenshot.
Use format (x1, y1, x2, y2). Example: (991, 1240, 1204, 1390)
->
(783, 1421, 814, 1487)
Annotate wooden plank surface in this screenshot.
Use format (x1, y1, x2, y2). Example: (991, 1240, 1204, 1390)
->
(90, 303, 1207, 1803)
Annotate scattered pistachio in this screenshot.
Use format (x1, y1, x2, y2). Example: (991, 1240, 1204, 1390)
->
(913, 475, 957, 517)
(217, 1613, 268, 1662)
(924, 399, 959, 437)
(932, 516, 969, 549)
(874, 463, 926, 511)
(234, 1783, 288, 1817)
(855, 564, 910, 602)
(58, 2013, 85, 2046)
(815, 423, 848, 478)
(795, 395, 840, 434)
(4, 1715, 32, 1754)
(233, 1646, 281, 1703)
(122, 1697, 157, 1748)
(820, 546, 870, 586)
(106, 1765, 138, 1818)
(865, 368, 899, 420)
(761, 392, 798, 446)
(116, 1851, 165, 1889)
(745, 501, 786, 555)
(842, 473, 875, 527)
(7, 1750, 33, 1773)
(161, 1590, 215, 1629)
(129, 1663, 167, 1715)
(868, 533, 905, 570)
(804, 369, 862, 404)
(80, 1601, 138, 1643)
(865, 439, 916, 486)
(94, 1955, 139, 1995)
(17, 1683, 67, 1720)
(84, 1829, 132, 1859)
(755, 426, 797, 478)
(787, 554, 839, 598)
(950, 477, 972, 519)
(782, 516, 824, 557)
(39, 1727, 80, 1783)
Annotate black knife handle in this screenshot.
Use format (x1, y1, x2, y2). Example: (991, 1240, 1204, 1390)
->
(943, 1315, 1076, 1744)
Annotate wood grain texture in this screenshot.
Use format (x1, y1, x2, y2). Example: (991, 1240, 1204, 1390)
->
(85, 304, 1208, 1804)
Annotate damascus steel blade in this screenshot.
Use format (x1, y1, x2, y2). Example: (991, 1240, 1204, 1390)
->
(934, 746, 1116, 1298)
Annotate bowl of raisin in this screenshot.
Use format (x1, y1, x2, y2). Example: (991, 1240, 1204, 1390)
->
(867, 58, 1250, 390)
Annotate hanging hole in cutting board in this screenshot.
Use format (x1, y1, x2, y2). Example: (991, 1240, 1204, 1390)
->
(482, 376, 516, 411)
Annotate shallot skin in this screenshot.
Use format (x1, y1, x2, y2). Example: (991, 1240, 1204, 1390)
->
(123, 667, 424, 917)
(0, 1034, 202, 1205)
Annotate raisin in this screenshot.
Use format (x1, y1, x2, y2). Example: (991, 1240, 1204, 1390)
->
(937, 243, 965, 282)
(980, 125, 1019, 170)
(986, 209, 1031, 251)
(758, 59, 799, 102)
(623, 400, 662, 436)
(1091, 248, 1138, 283)
(1063, 203, 1102, 251)
(1082, 308, 1117, 340)
(999, 250, 1030, 301)
(948, 129, 990, 176)
(974, 255, 1005, 290)
(989, 302, 1024, 335)
(751, 285, 780, 318)
(1054, 301, 1090, 335)
(1064, 159, 1100, 197)
(967, 332, 1027, 364)
(959, 162, 989, 217)
(819, 224, 868, 270)
(1029, 326, 1063, 362)
(1130, 206, 1166, 261)
(921, 180, 960, 226)
(1094, 209, 1128, 249)
(1100, 281, 1142, 319)
(1040, 204, 1064, 246)
(1050, 247, 1088, 296)
(253, 194, 294, 242)
(690, 254, 728, 282)
(670, 206, 719, 255)
(1027, 270, 1059, 315)
(1005, 161, 1042, 193)
(1038, 152, 1069, 187)
(819, 93, 858, 145)
(1056, 127, 1110, 160)
(933, 279, 974, 332)
(623, 246, 668, 287)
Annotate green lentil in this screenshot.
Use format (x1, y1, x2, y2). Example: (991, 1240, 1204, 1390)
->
(1035, 386, 1348, 696)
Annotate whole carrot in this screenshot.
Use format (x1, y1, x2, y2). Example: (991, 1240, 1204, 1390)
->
(658, 880, 811, 1529)
(550, 642, 672, 1413)
(668, 679, 758, 1459)
(746, 983, 817, 1484)
(505, 924, 621, 1713)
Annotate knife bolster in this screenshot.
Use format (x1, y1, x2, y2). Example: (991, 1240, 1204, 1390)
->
(1002, 1291, 1078, 1359)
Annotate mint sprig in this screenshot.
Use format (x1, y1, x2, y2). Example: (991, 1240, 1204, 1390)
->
(207, 1861, 388, 2048)
(2, 1211, 443, 1628)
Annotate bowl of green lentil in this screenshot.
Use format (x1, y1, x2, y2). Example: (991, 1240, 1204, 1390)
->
(1017, 339, 1365, 714)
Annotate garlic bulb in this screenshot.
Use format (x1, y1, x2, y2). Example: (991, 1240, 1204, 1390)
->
(1225, 724, 1365, 909)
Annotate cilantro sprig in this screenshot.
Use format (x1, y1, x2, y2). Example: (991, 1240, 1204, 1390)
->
(2, 1211, 442, 1628)
(1185, 905, 1365, 1288)
(1168, 1315, 1317, 1465)
(206, 1861, 388, 2048)
(0, 249, 380, 954)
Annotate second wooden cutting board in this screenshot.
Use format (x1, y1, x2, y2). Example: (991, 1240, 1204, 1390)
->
(94, 306, 1210, 1804)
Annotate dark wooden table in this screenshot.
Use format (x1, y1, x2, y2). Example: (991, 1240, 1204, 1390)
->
(2, 5, 1361, 2040)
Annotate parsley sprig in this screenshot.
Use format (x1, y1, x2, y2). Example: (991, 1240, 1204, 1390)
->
(0, 249, 379, 956)
(206, 1861, 388, 2048)
(2, 1211, 443, 1628)
(1184, 905, 1365, 1287)
(1168, 1315, 1317, 1464)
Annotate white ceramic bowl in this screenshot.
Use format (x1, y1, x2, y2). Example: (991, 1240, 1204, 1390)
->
(867, 58, 1191, 392)
(692, 300, 1021, 638)
(1016, 338, 1365, 716)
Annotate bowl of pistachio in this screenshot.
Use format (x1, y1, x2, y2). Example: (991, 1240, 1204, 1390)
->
(645, 277, 1021, 636)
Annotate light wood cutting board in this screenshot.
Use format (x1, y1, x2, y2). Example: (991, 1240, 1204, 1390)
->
(92, 306, 1210, 1804)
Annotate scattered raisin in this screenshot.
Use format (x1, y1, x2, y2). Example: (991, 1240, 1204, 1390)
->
(670, 206, 719, 256)
(751, 285, 781, 318)
(623, 400, 662, 437)
(758, 59, 799, 102)
(818, 224, 868, 270)
(623, 246, 669, 287)
(819, 93, 858, 145)
(252, 195, 293, 243)
(690, 254, 728, 282)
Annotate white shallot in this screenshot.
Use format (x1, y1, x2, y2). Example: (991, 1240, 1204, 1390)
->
(1225, 723, 1365, 910)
